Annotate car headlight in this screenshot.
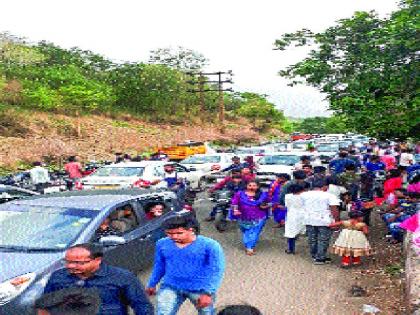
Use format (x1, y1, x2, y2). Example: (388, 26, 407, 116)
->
(0, 272, 36, 305)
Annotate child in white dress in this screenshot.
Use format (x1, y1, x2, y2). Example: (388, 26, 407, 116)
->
(330, 211, 371, 267)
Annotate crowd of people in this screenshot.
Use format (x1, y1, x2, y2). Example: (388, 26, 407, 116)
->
(29, 139, 419, 315)
(205, 139, 419, 266)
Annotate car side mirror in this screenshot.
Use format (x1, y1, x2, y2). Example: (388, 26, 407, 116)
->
(98, 235, 126, 246)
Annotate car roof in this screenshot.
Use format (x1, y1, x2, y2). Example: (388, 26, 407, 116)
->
(0, 189, 166, 211)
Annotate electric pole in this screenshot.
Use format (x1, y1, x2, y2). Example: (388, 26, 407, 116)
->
(187, 71, 233, 128)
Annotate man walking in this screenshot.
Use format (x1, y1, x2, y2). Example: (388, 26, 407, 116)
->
(302, 182, 340, 265)
(29, 161, 50, 193)
(146, 216, 225, 315)
(44, 243, 153, 315)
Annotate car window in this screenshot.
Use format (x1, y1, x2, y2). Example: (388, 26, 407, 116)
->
(94, 167, 145, 177)
(93, 203, 140, 241)
(174, 164, 187, 173)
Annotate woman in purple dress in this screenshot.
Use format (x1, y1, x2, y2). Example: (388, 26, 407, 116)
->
(231, 180, 269, 256)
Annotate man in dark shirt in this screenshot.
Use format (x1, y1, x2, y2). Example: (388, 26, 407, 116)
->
(329, 151, 356, 174)
(44, 243, 153, 315)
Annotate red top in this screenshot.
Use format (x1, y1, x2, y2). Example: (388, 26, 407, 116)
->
(65, 162, 83, 179)
(383, 177, 402, 199)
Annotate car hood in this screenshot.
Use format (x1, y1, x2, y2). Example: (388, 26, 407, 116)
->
(0, 250, 63, 282)
(180, 164, 211, 171)
(82, 176, 137, 185)
(258, 165, 293, 174)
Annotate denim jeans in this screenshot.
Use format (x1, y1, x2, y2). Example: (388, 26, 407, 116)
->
(157, 286, 216, 315)
(306, 225, 332, 260)
(239, 219, 267, 250)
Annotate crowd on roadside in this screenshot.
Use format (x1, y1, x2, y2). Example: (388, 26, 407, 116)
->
(26, 139, 419, 315)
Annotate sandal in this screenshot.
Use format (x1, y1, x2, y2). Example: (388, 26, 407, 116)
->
(245, 249, 255, 256)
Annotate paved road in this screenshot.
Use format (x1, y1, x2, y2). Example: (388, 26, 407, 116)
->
(139, 195, 363, 315)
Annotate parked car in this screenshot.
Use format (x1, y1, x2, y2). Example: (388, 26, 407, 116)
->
(255, 153, 303, 185)
(180, 153, 234, 173)
(0, 189, 192, 314)
(316, 142, 340, 163)
(0, 185, 39, 204)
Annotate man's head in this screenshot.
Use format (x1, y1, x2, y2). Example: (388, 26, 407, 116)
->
(164, 163, 175, 173)
(230, 169, 241, 176)
(300, 155, 311, 164)
(163, 216, 198, 244)
(64, 244, 103, 278)
(313, 166, 326, 175)
(33, 161, 42, 167)
(241, 167, 252, 175)
(302, 164, 313, 175)
(292, 170, 307, 181)
(288, 183, 305, 195)
(35, 287, 100, 315)
(232, 156, 241, 164)
(276, 173, 290, 183)
(68, 156, 77, 163)
(345, 164, 356, 172)
(231, 174, 243, 185)
(217, 304, 262, 315)
(370, 155, 379, 162)
(312, 181, 328, 191)
(338, 151, 348, 158)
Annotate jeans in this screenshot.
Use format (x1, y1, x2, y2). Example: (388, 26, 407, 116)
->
(239, 219, 267, 250)
(306, 225, 332, 260)
(157, 286, 216, 315)
(287, 238, 296, 252)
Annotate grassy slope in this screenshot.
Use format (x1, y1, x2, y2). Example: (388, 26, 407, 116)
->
(0, 107, 284, 171)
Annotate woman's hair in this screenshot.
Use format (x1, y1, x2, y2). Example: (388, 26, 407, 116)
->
(217, 305, 262, 315)
(388, 169, 401, 178)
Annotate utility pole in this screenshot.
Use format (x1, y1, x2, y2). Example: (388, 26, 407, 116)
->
(187, 71, 233, 128)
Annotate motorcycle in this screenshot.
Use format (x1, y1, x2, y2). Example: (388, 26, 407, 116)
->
(211, 189, 233, 232)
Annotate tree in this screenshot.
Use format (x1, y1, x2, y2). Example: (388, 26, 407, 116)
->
(296, 115, 350, 134)
(274, 0, 420, 139)
(149, 46, 208, 71)
(236, 93, 286, 131)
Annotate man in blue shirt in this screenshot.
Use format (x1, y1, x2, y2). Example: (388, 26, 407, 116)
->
(364, 155, 386, 172)
(222, 156, 248, 172)
(146, 216, 225, 315)
(44, 243, 153, 315)
(329, 151, 356, 174)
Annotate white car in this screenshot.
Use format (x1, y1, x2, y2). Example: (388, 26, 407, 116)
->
(180, 153, 234, 173)
(256, 152, 322, 178)
(80, 161, 203, 190)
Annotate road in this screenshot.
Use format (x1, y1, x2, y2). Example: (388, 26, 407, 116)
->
(139, 194, 364, 315)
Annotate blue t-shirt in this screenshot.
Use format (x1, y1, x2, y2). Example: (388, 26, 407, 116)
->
(148, 235, 225, 294)
(365, 161, 386, 172)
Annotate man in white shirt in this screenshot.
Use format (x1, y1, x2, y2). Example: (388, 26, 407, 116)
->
(301, 182, 340, 265)
(399, 149, 414, 167)
(29, 162, 50, 192)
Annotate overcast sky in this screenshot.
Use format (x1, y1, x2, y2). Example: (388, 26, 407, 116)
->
(1, 0, 399, 117)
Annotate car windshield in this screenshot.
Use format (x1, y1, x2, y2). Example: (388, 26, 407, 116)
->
(317, 143, 340, 152)
(93, 167, 144, 177)
(181, 156, 221, 164)
(236, 148, 264, 155)
(259, 155, 300, 165)
(0, 207, 97, 251)
(274, 144, 289, 151)
(292, 143, 308, 150)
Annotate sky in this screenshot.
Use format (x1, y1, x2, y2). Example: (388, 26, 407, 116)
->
(0, 0, 399, 117)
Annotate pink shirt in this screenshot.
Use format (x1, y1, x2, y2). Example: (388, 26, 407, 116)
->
(380, 155, 396, 170)
(65, 162, 83, 179)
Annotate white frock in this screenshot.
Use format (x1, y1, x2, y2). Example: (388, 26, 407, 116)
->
(284, 194, 306, 238)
